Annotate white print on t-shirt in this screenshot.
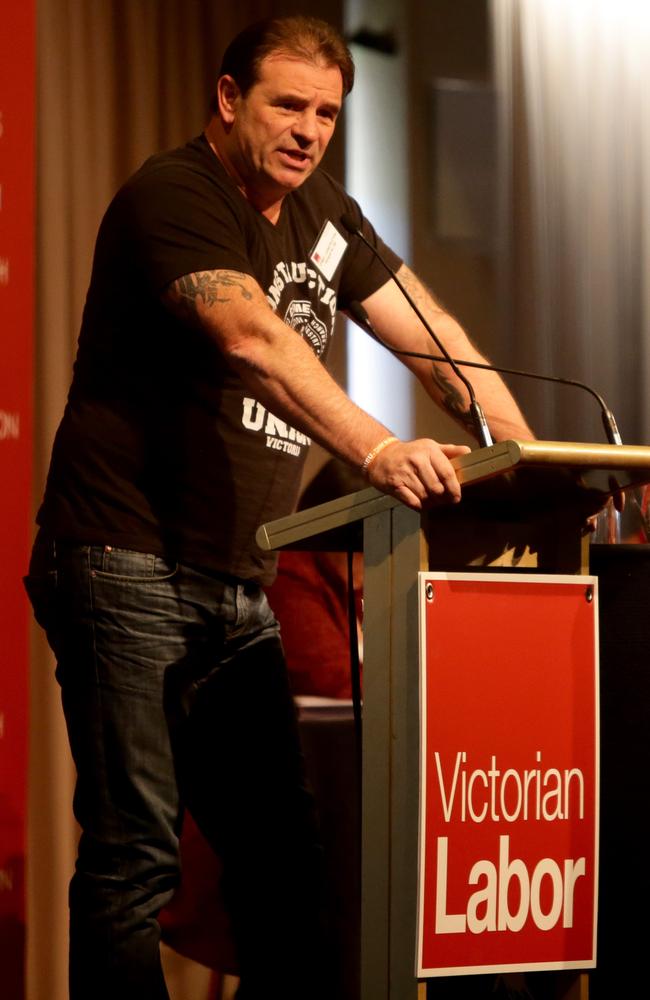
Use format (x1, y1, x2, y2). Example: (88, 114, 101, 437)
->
(283, 300, 328, 357)
(241, 397, 312, 459)
(265, 260, 337, 321)
(309, 220, 348, 281)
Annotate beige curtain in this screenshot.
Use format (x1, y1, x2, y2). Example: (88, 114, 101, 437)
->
(31, 3, 274, 998)
(492, 0, 650, 446)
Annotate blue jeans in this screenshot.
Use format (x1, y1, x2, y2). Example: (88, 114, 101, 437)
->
(26, 532, 325, 1000)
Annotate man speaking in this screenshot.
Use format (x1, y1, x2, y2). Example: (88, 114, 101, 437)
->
(26, 16, 533, 1000)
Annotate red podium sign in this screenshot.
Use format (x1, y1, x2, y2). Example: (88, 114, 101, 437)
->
(417, 573, 598, 977)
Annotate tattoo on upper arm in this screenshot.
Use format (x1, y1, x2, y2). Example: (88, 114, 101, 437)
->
(430, 365, 475, 432)
(398, 266, 425, 306)
(398, 264, 445, 313)
(170, 270, 253, 319)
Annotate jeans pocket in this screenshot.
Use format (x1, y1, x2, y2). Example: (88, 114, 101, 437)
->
(89, 546, 178, 583)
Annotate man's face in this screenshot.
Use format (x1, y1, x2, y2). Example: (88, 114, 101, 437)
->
(221, 53, 343, 208)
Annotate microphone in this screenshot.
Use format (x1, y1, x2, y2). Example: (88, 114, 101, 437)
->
(340, 213, 494, 448)
(347, 301, 624, 447)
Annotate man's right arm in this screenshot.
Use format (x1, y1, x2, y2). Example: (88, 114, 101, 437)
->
(162, 268, 470, 511)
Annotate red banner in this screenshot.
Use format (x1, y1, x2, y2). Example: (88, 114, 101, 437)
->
(0, 2, 35, 995)
(417, 573, 598, 977)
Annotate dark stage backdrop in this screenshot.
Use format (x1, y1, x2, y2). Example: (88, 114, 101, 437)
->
(0, 1, 35, 996)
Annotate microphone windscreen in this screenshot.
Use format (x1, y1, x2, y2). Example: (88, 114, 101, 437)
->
(340, 212, 359, 235)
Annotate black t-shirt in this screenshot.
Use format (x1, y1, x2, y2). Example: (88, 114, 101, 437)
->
(38, 135, 402, 583)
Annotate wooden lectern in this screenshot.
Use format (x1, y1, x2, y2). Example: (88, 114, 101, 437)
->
(257, 440, 650, 1000)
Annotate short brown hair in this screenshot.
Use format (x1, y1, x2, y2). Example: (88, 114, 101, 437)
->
(211, 16, 354, 111)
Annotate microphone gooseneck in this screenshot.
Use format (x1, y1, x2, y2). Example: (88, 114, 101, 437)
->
(347, 301, 623, 448)
(340, 213, 494, 448)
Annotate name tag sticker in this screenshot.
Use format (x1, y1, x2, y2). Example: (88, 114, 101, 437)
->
(309, 220, 348, 281)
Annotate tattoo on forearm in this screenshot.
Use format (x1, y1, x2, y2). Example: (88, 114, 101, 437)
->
(430, 365, 475, 432)
(172, 271, 252, 318)
(398, 265, 472, 428)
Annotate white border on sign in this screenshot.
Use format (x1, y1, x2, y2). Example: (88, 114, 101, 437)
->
(416, 571, 600, 978)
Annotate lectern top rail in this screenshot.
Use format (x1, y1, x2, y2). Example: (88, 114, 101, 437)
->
(256, 439, 650, 552)
(463, 439, 650, 483)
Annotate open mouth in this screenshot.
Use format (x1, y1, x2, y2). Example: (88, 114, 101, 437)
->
(279, 148, 311, 166)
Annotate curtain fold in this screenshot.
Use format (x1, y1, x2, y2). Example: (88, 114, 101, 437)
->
(492, 0, 650, 445)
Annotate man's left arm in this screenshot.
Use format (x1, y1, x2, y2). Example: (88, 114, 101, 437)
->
(359, 263, 535, 444)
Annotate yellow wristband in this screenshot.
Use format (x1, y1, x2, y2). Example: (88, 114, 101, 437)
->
(361, 435, 399, 475)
